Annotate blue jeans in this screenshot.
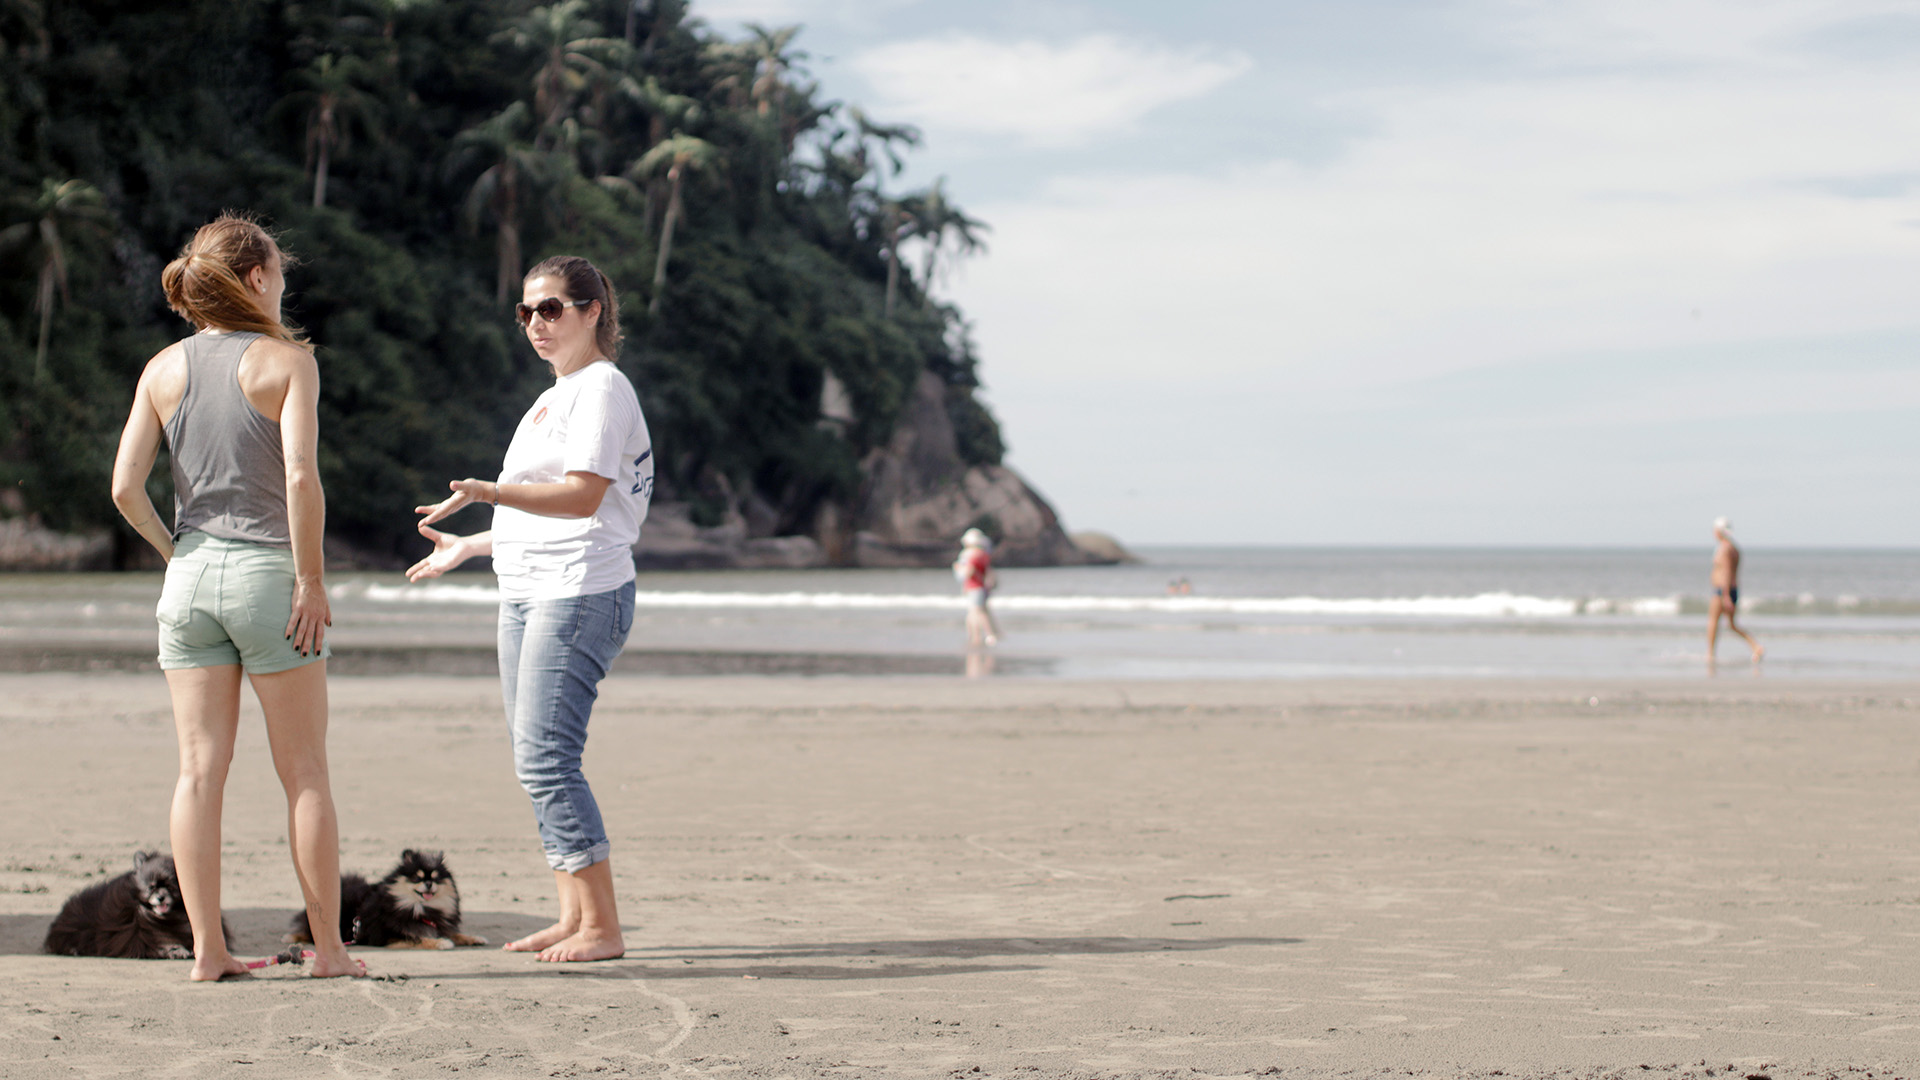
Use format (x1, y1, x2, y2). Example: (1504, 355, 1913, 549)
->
(497, 582, 634, 872)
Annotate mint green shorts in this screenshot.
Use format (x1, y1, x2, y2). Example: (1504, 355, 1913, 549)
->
(157, 531, 329, 674)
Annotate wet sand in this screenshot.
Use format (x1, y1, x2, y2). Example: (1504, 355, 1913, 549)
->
(2, 673, 1918, 1078)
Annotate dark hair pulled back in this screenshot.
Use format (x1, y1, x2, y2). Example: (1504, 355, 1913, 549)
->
(159, 212, 309, 348)
(526, 255, 622, 359)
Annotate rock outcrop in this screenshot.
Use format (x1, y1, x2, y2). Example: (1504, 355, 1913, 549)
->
(634, 372, 1125, 570)
(634, 501, 827, 570)
(847, 373, 1093, 567)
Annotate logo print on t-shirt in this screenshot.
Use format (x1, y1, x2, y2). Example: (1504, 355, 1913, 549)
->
(531, 406, 548, 425)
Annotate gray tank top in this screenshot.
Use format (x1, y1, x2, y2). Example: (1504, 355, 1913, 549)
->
(165, 331, 292, 547)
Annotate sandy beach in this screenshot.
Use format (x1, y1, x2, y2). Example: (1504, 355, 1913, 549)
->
(3, 672, 1918, 1078)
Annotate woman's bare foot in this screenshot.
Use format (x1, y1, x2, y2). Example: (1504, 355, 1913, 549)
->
(307, 946, 367, 978)
(503, 921, 577, 952)
(536, 929, 625, 963)
(189, 954, 249, 982)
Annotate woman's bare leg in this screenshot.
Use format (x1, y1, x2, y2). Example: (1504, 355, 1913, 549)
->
(504, 869, 580, 952)
(251, 660, 361, 978)
(166, 665, 249, 982)
(537, 857, 625, 963)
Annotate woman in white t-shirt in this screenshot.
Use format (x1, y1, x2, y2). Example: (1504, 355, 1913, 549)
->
(407, 256, 652, 963)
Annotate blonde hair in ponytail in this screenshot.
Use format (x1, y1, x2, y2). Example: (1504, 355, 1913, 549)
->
(160, 213, 310, 349)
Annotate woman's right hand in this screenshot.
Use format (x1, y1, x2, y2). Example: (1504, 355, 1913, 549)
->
(407, 524, 474, 582)
(415, 478, 492, 528)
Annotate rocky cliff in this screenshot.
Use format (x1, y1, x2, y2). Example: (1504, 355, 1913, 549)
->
(636, 372, 1122, 570)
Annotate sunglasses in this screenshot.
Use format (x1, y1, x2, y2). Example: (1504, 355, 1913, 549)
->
(514, 297, 594, 326)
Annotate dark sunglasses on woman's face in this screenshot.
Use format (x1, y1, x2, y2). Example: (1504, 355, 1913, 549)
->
(514, 297, 594, 326)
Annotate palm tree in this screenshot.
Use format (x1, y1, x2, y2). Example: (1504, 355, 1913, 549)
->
(877, 196, 915, 318)
(836, 109, 922, 311)
(911, 177, 988, 306)
(628, 133, 720, 315)
(623, 75, 699, 155)
(843, 107, 921, 183)
(493, 0, 630, 149)
(610, 76, 701, 224)
(741, 23, 804, 118)
(626, 0, 686, 58)
(277, 53, 381, 208)
(445, 103, 558, 305)
(0, 178, 110, 379)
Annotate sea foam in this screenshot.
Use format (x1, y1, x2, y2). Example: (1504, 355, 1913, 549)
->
(345, 583, 1685, 619)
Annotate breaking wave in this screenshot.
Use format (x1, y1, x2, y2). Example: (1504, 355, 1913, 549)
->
(345, 583, 1700, 619)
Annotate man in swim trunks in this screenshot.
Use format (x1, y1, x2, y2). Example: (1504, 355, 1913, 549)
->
(1709, 517, 1763, 664)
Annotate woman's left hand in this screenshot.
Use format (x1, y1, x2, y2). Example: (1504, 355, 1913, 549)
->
(416, 479, 491, 527)
(407, 524, 474, 582)
(286, 575, 332, 657)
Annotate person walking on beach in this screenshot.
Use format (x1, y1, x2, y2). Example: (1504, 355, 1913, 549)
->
(108, 214, 361, 981)
(955, 528, 1000, 648)
(1709, 517, 1763, 664)
(406, 256, 650, 963)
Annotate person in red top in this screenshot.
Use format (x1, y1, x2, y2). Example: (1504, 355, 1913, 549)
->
(954, 528, 1001, 648)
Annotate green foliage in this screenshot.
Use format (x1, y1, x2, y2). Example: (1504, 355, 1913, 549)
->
(0, 0, 997, 563)
(948, 388, 1006, 468)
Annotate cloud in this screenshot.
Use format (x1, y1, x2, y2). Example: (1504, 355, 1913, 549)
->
(1793, 172, 1920, 199)
(1481, 0, 1907, 67)
(952, 63, 1920, 395)
(694, 0, 916, 29)
(849, 33, 1251, 146)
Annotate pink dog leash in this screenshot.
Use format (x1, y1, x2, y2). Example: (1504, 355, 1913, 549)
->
(243, 946, 308, 971)
(243, 948, 367, 975)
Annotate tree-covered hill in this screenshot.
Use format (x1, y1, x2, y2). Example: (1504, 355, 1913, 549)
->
(0, 0, 1059, 568)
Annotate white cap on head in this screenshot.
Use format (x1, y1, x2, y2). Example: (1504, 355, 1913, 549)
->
(1713, 516, 1731, 532)
(960, 527, 991, 550)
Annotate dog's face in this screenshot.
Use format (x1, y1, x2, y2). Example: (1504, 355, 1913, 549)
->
(131, 852, 183, 921)
(383, 849, 460, 917)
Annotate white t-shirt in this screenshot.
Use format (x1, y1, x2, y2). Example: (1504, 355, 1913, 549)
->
(491, 361, 653, 601)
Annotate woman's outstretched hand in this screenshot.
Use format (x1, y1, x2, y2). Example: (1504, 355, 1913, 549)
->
(407, 524, 474, 582)
(415, 479, 491, 528)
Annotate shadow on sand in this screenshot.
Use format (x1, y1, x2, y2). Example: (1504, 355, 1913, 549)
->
(2, 908, 555, 958)
(391, 931, 1302, 983)
(8, 906, 1299, 984)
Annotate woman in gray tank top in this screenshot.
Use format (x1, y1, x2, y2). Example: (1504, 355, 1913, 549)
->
(109, 214, 362, 981)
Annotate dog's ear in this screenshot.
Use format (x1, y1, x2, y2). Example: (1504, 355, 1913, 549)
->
(133, 850, 155, 872)
(400, 848, 418, 864)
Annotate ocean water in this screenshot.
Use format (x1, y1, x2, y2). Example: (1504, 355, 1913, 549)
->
(6, 547, 1916, 680)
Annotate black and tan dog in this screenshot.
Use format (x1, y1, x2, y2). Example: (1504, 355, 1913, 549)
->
(286, 849, 486, 950)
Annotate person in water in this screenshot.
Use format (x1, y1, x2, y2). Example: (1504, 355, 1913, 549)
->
(1708, 517, 1764, 664)
(954, 528, 1001, 648)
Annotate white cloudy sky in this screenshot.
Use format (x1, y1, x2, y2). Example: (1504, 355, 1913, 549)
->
(699, 0, 1920, 546)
